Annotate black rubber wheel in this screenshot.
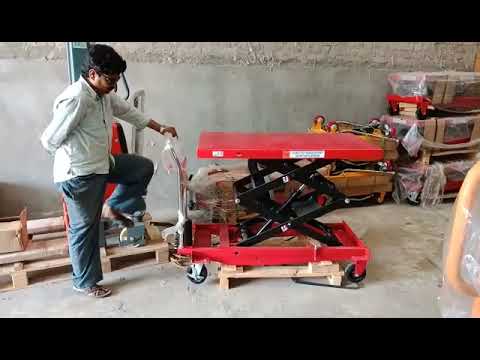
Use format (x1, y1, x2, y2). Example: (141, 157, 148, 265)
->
(186, 264, 208, 284)
(406, 192, 421, 206)
(406, 198, 420, 206)
(345, 263, 367, 283)
(416, 108, 428, 120)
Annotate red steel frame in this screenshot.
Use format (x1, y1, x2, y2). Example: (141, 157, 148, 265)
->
(387, 94, 430, 117)
(178, 222, 369, 276)
(178, 131, 382, 277)
(387, 94, 480, 116)
(103, 121, 126, 201)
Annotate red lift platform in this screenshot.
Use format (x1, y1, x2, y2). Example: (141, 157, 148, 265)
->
(174, 132, 384, 286)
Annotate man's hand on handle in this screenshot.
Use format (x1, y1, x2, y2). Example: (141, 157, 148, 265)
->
(147, 120, 178, 138)
(160, 126, 178, 138)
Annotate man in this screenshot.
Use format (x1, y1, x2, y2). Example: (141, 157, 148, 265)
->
(41, 44, 177, 298)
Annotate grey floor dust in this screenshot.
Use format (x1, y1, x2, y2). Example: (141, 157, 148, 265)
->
(0, 203, 451, 318)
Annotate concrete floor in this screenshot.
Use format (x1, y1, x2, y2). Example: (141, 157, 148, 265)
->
(0, 202, 451, 318)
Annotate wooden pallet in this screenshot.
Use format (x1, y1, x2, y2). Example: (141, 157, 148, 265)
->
(419, 116, 480, 165)
(420, 148, 478, 165)
(0, 238, 169, 292)
(475, 51, 480, 73)
(218, 261, 344, 290)
(27, 216, 65, 236)
(440, 192, 459, 200)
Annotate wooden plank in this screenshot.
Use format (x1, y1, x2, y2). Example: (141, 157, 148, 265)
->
(475, 51, 480, 73)
(104, 239, 167, 259)
(421, 149, 432, 165)
(399, 102, 418, 109)
(253, 236, 309, 248)
(218, 262, 345, 289)
(308, 261, 337, 273)
(24, 257, 71, 272)
(31, 232, 67, 242)
(435, 118, 446, 144)
(145, 224, 162, 242)
(101, 259, 112, 273)
(100, 247, 107, 257)
(423, 118, 437, 142)
(431, 149, 478, 157)
(440, 193, 459, 200)
(327, 275, 343, 286)
(222, 265, 243, 272)
(219, 276, 230, 290)
(340, 184, 393, 197)
(220, 264, 342, 279)
(0, 238, 167, 271)
(443, 80, 457, 104)
(155, 249, 170, 264)
(399, 110, 417, 115)
(0, 237, 68, 266)
(27, 217, 65, 235)
(11, 271, 28, 289)
(0, 239, 170, 293)
(470, 116, 480, 140)
(19, 208, 29, 250)
(308, 237, 323, 248)
(432, 81, 447, 105)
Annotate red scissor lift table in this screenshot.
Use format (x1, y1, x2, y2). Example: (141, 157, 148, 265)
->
(177, 132, 384, 287)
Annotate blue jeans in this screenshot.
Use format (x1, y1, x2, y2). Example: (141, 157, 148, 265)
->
(57, 154, 154, 289)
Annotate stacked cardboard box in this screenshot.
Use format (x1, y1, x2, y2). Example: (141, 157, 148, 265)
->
(192, 167, 254, 224)
(0, 208, 29, 254)
(380, 112, 480, 206)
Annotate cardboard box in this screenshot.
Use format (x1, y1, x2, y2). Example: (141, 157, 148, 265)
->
(279, 170, 394, 199)
(0, 208, 29, 254)
(194, 168, 254, 224)
(338, 130, 399, 160)
(329, 170, 394, 196)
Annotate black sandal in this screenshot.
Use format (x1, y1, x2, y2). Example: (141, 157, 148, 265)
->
(73, 285, 112, 298)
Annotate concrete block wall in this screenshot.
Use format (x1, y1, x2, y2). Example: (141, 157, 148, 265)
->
(1, 42, 478, 218)
(1, 42, 479, 71)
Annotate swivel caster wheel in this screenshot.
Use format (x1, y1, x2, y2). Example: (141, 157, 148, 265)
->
(186, 264, 208, 284)
(345, 263, 366, 283)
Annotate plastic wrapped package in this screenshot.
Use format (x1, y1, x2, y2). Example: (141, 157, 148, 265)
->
(443, 159, 476, 181)
(189, 163, 251, 224)
(420, 163, 447, 208)
(380, 115, 478, 144)
(380, 115, 428, 141)
(395, 159, 474, 208)
(393, 162, 426, 205)
(401, 123, 423, 157)
(388, 72, 431, 97)
(388, 71, 480, 97)
(388, 71, 480, 113)
(440, 160, 480, 317)
(442, 117, 473, 144)
(420, 159, 474, 208)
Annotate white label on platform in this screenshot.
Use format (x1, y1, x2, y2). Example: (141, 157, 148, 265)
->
(212, 151, 224, 157)
(289, 150, 325, 159)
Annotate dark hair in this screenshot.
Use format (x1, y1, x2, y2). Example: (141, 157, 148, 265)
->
(81, 44, 127, 77)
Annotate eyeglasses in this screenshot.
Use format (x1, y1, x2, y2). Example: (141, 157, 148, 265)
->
(101, 73, 121, 86)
